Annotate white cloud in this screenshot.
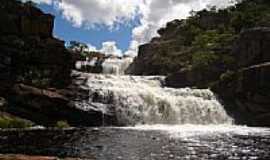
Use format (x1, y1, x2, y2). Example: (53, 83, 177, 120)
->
(29, 0, 236, 56)
(86, 43, 97, 52)
(87, 41, 122, 57)
(100, 41, 122, 56)
(54, 0, 141, 28)
(128, 0, 236, 56)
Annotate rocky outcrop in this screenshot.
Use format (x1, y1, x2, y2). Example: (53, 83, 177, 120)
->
(4, 83, 116, 127)
(127, 1, 270, 126)
(126, 9, 233, 76)
(213, 63, 270, 126)
(0, 0, 72, 90)
(234, 27, 270, 67)
(0, 0, 114, 127)
(126, 20, 189, 75)
(211, 28, 270, 126)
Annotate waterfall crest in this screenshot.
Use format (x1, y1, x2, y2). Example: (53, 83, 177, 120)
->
(75, 72, 234, 126)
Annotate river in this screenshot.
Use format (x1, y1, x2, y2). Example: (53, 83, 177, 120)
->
(1, 71, 270, 159)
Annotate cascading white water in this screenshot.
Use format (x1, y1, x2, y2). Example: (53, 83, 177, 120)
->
(75, 56, 133, 75)
(102, 57, 133, 75)
(75, 72, 234, 126)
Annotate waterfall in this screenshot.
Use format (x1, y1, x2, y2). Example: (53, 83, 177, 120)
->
(102, 57, 133, 75)
(75, 56, 133, 75)
(74, 72, 234, 126)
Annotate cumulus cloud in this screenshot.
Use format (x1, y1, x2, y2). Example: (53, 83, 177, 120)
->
(29, 0, 236, 56)
(86, 43, 97, 52)
(54, 0, 141, 28)
(100, 41, 122, 56)
(87, 41, 122, 57)
(125, 0, 236, 56)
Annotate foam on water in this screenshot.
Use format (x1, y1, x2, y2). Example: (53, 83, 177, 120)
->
(102, 57, 133, 75)
(122, 125, 270, 138)
(75, 72, 234, 126)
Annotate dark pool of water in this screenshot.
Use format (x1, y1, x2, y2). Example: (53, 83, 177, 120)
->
(0, 125, 270, 160)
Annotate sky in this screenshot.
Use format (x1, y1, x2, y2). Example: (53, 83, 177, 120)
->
(24, 0, 236, 56)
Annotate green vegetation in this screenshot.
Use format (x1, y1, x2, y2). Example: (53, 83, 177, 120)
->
(67, 41, 91, 58)
(143, 0, 270, 86)
(67, 41, 88, 52)
(55, 120, 70, 129)
(0, 116, 32, 129)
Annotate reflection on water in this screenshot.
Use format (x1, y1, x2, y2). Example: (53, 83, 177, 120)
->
(0, 125, 270, 160)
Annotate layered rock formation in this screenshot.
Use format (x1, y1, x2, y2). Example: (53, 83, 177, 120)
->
(127, 0, 270, 126)
(0, 0, 72, 90)
(213, 28, 270, 126)
(0, 0, 114, 127)
(126, 20, 190, 75)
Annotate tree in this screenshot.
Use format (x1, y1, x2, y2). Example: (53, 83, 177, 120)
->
(67, 41, 89, 53)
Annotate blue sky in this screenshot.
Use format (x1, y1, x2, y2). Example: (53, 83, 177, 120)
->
(39, 3, 139, 51)
(31, 0, 234, 56)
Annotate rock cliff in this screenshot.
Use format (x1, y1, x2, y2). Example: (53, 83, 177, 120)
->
(127, 0, 270, 126)
(0, 0, 72, 90)
(213, 28, 270, 126)
(0, 0, 113, 127)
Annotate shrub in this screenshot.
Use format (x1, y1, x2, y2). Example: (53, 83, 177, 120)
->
(55, 120, 70, 129)
(0, 116, 32, 129)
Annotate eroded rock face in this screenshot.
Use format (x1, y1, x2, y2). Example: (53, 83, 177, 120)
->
(237, 63, 270, 126)
(0, 0, 72, 90)
(0, 0, 94, 127)
(214, 63, 270, 126)
(234, 27, 270, 67)
(0, 1, 54, 37)
(212, 28, 270, 126)
(126, 12, 232, 76)
(6, 83, 116, 127)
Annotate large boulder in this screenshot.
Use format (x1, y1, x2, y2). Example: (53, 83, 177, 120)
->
(6, 84, 116, 127)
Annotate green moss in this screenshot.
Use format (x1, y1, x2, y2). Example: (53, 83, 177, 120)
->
(0, 116, 32, 129)
(55, 120, 70, 129)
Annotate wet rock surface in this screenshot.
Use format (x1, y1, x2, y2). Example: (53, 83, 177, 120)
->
(0, 154, 84, 160)
(0, 126, 270, 160)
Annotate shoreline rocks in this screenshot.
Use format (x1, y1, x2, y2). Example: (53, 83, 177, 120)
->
(0, 154, 85, 160)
